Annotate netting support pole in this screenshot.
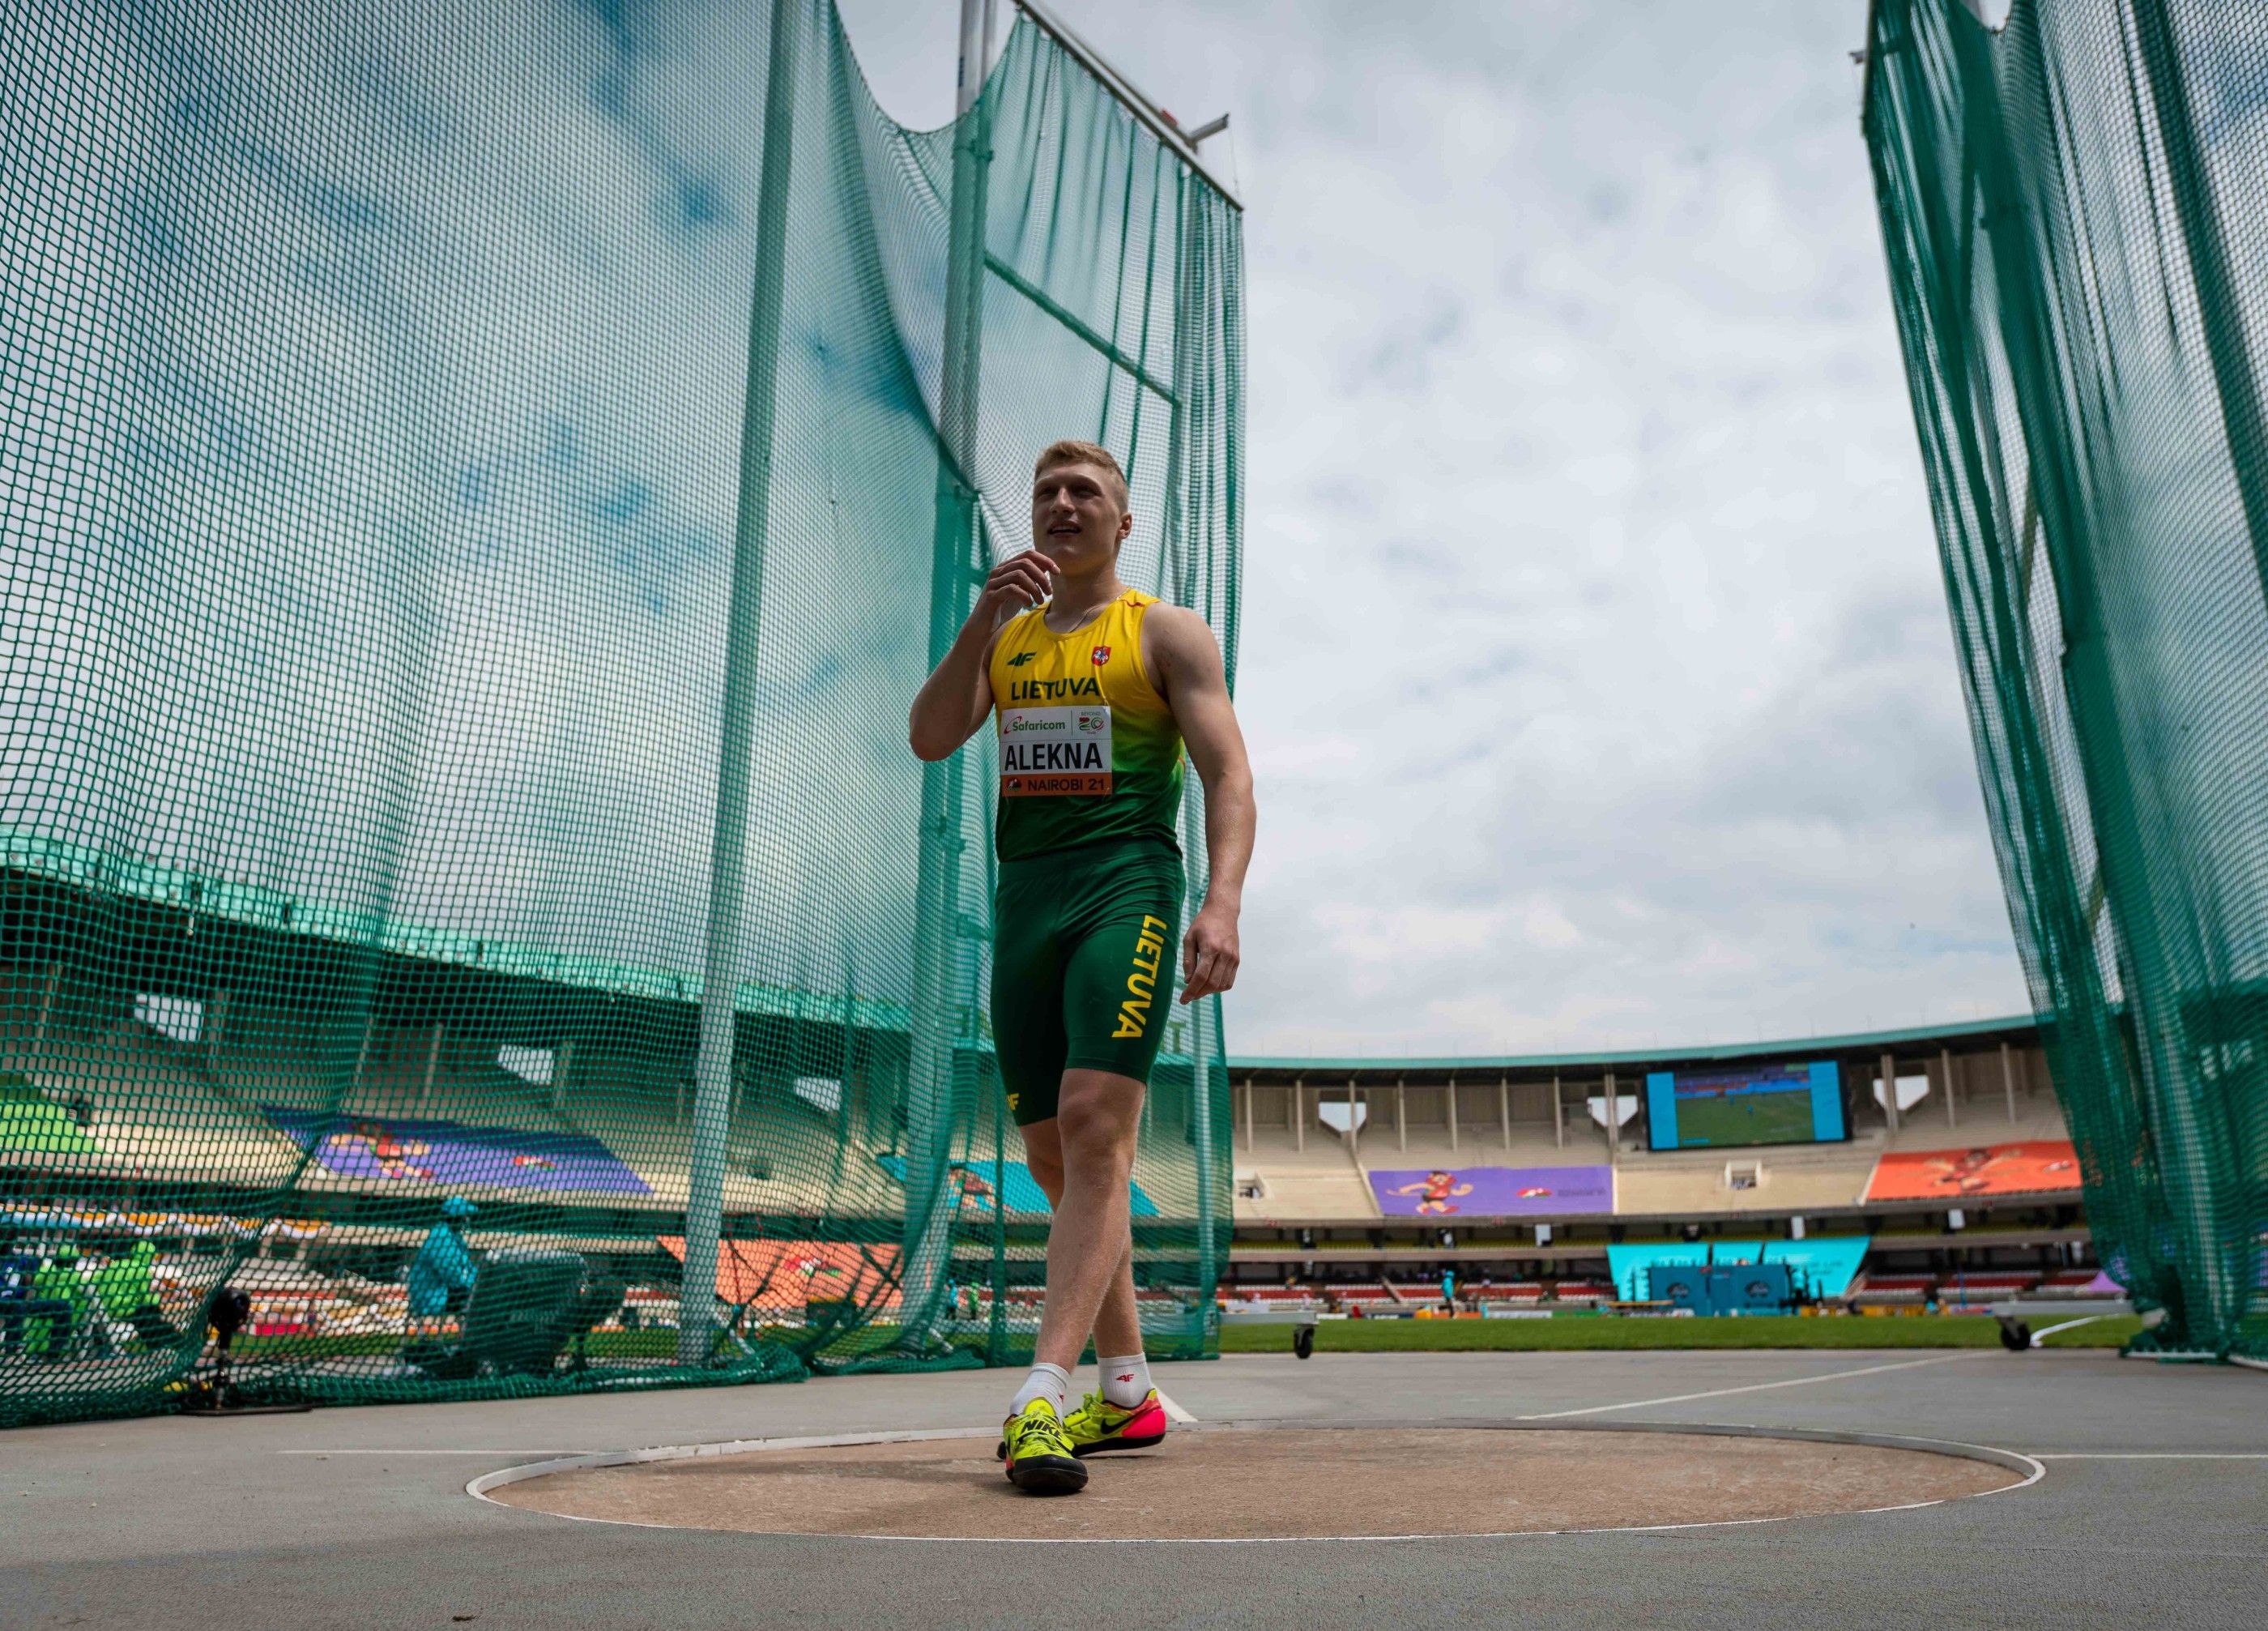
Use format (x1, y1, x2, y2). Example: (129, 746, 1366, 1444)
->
(1182, 977, 1221, 1344)
(900, 0, 996, 1352)
(2002, 1042, 2018, 1125)
(31, 963, 58, 1068)
(202, 988, 231, 1074)
(419, 1023, 442, 1108)
(680, 0, 802, 1368)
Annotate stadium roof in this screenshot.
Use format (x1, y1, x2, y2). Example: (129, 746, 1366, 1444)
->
(5, 826, 2037, 1072)
(1226, 1013, 2039, 1077)
(0, 827, 911, 1031)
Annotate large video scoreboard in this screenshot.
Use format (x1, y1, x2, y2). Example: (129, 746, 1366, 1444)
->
(1644, 1061, 1844, 1151)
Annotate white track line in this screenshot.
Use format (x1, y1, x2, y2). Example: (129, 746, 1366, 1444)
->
(2032, 1453, 2268, 1460)
(1516, 1351, 1983, 1420)
(465, 1421, 2044, 1543)
(1157, 1390, 1197, 1424)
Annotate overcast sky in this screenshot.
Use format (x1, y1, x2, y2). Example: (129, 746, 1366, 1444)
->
(842, 0, 2031, 1056)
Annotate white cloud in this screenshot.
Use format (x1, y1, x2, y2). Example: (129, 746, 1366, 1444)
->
(2, 0, 2031, 1060)
(838, 0, 2029, 1053)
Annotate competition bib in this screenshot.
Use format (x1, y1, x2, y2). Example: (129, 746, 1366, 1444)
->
(999, 706, 1112, 796)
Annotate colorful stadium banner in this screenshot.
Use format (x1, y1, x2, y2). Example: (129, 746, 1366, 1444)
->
(263, 1108, 652, 1196)
(1865, 1140, 2083, 1202)
(1368, 1165, 1613, 1218)
(872, 1155, 1159, 1217)
(655, 1237, 898, 1311)
(1602, 1239, 1866, 1303)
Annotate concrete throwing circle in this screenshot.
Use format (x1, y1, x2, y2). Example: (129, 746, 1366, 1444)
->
(473, 1421, 2037, 1543)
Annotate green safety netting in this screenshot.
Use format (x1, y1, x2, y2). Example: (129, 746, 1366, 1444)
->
(1865, 0, 2266, 1359)
(0, 0, 1241, 1426)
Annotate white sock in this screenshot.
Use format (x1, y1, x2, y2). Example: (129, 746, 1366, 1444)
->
(1098, 1352, 1151, 1408)
(1008, 1362, 1070, 1419)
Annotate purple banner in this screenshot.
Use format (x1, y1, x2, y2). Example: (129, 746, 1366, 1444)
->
(1369, 1165, 1612, 1217)
(264, 1107, 652, 1196)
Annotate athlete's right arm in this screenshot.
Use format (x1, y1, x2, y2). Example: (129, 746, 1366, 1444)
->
(907, 549, 1059, 761)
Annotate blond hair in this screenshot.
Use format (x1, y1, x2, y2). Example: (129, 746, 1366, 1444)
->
(1033, 438, 1128, 510)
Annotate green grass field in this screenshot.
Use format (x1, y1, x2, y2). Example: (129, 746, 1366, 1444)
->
(1217, 1314, 2141, 1353)
(1670, 1086, 1815, 1146)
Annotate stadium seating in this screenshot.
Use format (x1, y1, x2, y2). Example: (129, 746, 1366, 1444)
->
(555, 1060, 904, 1219)
(1469, 1279, 1544, 1304)
(1848, 1272, 1934, 1305)
(1611, 1144, 1880, 1216)
(1934, 1270, 2038, 1308)
(1879, 1099, 2070, 1153)
(1550, 1279, 1609, 1304)
(1218, 1285, 1324, 1313)
(4, 1016, 301, 1185)
(1328, 1283, 1400, 1311)
(1229, 1145, 1380, 1223)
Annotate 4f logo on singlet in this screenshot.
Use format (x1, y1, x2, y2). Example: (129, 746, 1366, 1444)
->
(1006, 651, 1036, 667)
(1112, 916, 1170, 1039)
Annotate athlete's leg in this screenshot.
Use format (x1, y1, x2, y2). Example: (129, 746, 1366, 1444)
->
(1030, 846, 1179, 1379)
(1019, 1119, 1141, 1358)
(1030, 1069, 1145, 1373)
(990, 865, 1089, 1492)
(993, 843, 1177, 1489)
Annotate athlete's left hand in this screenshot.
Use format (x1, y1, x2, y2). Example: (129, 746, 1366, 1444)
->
(1180, 901, 1240, 1003)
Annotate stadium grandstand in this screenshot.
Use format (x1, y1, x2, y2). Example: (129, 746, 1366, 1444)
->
(2, 830, 2101, 1366)
(0, 839, 1217, 1387)
(1218, 1017, 2095, 1315)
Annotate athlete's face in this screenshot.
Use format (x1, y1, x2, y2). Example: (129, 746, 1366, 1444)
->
(1031, 462, 1132, 574)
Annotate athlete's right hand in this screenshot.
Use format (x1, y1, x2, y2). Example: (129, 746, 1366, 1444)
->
(974, 550, 1057, 628)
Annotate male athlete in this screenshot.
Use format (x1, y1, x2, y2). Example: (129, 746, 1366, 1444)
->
(910, 439, 1255, 1495)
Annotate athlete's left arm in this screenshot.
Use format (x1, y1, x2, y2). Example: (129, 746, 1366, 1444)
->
(1148, 606, 1256, 1004)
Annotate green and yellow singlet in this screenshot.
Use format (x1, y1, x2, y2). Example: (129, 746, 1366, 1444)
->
(987, 587, 1184, 862)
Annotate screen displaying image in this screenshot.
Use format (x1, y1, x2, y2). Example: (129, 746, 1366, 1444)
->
(1645, 1061, 1844, 1151)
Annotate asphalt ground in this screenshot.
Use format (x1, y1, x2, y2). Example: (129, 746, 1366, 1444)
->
(6, 1347, 2264, 1630)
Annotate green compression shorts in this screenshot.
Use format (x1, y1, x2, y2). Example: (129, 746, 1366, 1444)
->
(990, 837, 1187, 1126)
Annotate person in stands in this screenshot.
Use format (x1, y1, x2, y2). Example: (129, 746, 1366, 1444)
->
(407, 1197, 480, 1323)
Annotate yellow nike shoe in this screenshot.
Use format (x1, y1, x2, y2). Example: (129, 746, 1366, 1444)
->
(1064, 1387, 1168, 1456)
(1000, 1398, 1088, 1494)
